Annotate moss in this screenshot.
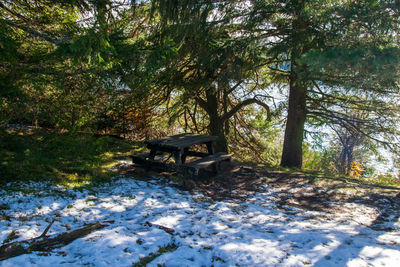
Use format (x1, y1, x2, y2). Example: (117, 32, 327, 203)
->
(132, 243, 178, 267)
(0, 128, 143, 186)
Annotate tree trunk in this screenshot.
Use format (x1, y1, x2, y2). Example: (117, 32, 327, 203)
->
(280, 72, 307, 168)
(336, 148, 347, 174)
(209, 117, 228, 152)
(0, 222, 108, 261)
(346, 146, 354, 175)
(205, 89, 228, 152)
(280, 11, 308, 169)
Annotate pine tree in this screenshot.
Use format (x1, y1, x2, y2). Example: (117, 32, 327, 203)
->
(152, 0, 400, 167)
(246, 0, 400, 168)
(150, 0, 272, 152)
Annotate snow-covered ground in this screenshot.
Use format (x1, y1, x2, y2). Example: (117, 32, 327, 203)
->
(0, 175, 399, 267)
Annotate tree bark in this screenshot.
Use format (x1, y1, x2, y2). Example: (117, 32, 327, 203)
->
(205, 89, 228, 152)
(280, 10, 308, 169)
(280, 72, 307, 168)
(0, 222, 108, 261)
(196, 87, 271, 153)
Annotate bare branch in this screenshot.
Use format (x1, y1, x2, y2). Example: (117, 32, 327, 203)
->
(194, 96, 208, 113)
(222, 98, 270, 122)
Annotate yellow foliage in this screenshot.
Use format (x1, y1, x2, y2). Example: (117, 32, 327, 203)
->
(349, 161, 363, 179)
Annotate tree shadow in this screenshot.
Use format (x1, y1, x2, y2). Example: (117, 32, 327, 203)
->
(312, 191, 400, 266)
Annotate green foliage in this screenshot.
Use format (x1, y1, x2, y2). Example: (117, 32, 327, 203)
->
(1, 0, 399, 177)
(0, 0, 153, 135)
(0, 19, 20, 97)
(302, 144, 335, 172)
(370, 173, 400, 186)
(301, 143, 400, 187)
(132, 243, 178, 267)
(303, 46, 400, 90)
(229, 106, 282, 166)
(0, 128, 140, 185)
(247, 0, 400, 168)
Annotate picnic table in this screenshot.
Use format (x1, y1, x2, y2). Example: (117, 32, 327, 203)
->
(132, 133, 232, 175)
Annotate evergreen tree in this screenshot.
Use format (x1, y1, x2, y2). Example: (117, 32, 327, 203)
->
(152, 0, 400, 167)
(151, 0, 272, 152)
(0, 0, 151, 132)
(246, 0, 400, 168)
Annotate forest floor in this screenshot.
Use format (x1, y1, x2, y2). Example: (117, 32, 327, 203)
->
(1, 160, 399, 266)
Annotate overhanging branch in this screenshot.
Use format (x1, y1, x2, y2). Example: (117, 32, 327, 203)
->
(1, 18, 65, 45)
(222, 98, 271, 122)
(194, 96, 208, 113)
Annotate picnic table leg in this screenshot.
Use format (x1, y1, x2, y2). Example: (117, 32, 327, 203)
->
(174, 150, 183, 165)
(148, 148, 157, 160)
(181, 148, 189, 164)
(206, 142, 214, 155)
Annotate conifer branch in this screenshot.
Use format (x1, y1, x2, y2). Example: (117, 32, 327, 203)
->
(222, 98, 270, 122)
(1, 18, 64, 45)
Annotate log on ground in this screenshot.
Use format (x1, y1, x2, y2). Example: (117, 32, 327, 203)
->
(0, 222, 108, 261)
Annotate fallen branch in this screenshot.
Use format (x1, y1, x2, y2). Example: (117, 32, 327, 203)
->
(145, 221, 175, 234)
(0, 222, 108, 261)
(38, 218, 56, 239)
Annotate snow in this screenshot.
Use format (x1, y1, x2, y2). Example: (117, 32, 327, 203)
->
(0, 176, 399, 267)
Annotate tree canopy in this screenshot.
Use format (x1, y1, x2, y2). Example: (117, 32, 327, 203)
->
(1, 0, 399, 175)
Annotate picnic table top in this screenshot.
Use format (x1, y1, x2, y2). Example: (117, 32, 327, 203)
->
(145, 133, 218, 150)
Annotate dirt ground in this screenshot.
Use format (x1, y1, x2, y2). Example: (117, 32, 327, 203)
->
(118, 161, 400, 231)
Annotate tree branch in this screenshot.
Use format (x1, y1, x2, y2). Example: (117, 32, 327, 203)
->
(222, 98, 270, 122)
(0, 222, 109, 261)
(226, 80, 243, 94)
(1, 18, 65, 45)
(0, 2, 29, 22)
(194, 96, 208, 113)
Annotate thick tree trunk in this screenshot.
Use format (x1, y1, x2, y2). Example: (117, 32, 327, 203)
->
(198, 86, 271, 153)
(336, 148, 347, 174)
(205, 89, 228, 152)
(280, 73, 307, 168)
(209, 117, 228, 152)
(346, 147, 354, 175)
(280, 9, 309, 169)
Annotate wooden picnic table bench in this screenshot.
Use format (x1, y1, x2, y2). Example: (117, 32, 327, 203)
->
(131, 133, 232, 175)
